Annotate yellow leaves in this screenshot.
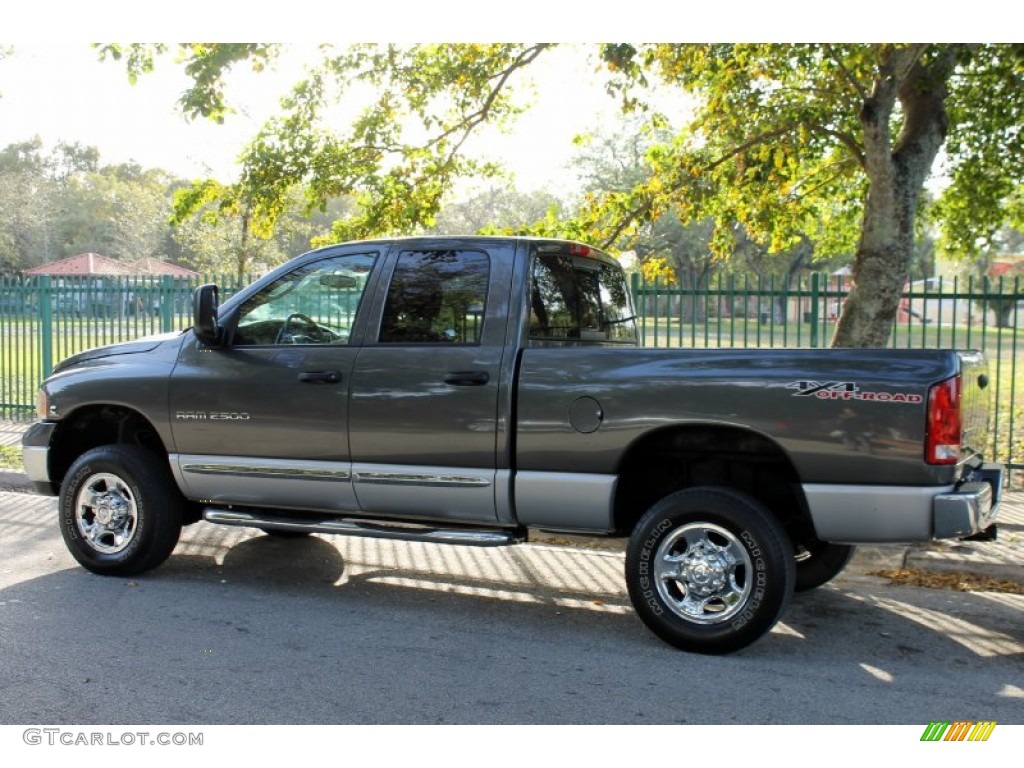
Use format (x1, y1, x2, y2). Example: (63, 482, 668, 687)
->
(641, 256, 677, 285)
(873, 568, 1024, 594)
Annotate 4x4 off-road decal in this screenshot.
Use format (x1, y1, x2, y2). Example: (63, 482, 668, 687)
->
(786, 381, 924, 404)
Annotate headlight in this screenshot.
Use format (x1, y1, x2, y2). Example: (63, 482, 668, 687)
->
(36, 389, 52, 419)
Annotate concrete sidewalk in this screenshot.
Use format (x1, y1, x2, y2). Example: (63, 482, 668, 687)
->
(1, 419, 1020, 584)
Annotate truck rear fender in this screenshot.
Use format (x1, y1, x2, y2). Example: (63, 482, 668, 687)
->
(612, 423, 814, 543)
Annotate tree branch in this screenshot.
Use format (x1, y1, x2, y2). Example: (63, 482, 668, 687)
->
(432, 44, 553, 168)
(806, 124, 865, 167)
(826, 46, 868, 101)
(705, 124, 797, 171)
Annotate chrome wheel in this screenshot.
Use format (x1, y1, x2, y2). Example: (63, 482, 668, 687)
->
(627, 487, 794, 653)
(60, 445, 183, 576)
(654, 522, 753, 624)
(73, 472, 139, 555)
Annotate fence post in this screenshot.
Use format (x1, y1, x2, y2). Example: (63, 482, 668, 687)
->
(632, 272, 646, 346)
(38, 275, 53, 378)
(160, 275, 174, 333)
(809, 272, 820, 349)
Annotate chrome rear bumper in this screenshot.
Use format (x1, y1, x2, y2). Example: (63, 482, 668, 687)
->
(934, 463, 1003, 539)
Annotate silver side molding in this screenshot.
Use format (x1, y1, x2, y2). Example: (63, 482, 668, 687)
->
(514, 471, 617, 533)
(354, 470, 490, 488)
(171, 454, 359, 513)
(182, 463, 351, 481)
(351, 463, 498, 524)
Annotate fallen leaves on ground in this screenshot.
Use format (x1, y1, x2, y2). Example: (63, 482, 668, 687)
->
(871, 568, 1024, 594)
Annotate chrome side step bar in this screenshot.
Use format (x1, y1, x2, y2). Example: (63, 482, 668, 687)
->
(203, 508, 520, 547)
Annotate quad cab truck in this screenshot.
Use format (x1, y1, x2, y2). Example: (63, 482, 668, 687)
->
(21, 237, 1005, 654)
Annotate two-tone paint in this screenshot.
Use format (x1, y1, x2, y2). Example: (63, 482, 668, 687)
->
(23, 236, 1002, 546)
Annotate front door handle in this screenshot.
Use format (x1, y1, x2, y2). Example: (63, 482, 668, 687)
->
(298, 370, 342, 384)
(444, 371, 490, 386)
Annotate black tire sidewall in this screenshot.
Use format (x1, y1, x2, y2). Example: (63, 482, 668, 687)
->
(793, 541, 856, 592)
(626, 487, 795, 654)
(59, 445, 182, 576)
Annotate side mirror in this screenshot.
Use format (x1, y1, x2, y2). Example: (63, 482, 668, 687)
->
(192, 284, 221, 346)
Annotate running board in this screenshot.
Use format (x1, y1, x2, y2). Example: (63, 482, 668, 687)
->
(203, 508, 520, 547)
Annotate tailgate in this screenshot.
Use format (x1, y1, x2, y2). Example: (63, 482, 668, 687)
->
(958, 350, 991, 463)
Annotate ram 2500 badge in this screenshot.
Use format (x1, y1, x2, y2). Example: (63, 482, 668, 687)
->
(22, 237, 1005, 653)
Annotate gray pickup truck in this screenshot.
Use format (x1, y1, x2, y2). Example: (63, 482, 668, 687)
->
(21, 236, 1005, 654)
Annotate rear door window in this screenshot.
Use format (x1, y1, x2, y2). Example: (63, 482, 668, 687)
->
(378, 250, 490, 344)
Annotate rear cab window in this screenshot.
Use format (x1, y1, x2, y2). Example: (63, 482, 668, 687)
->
(528, 243, 637, 345)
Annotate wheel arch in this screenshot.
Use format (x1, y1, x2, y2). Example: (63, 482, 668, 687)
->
(612, 423, 815, 544)
(48, 404, 170, 491)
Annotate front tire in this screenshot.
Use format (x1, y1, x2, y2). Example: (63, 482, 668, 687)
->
(625, 487, 795, 654)
(59, 445, 183, 576)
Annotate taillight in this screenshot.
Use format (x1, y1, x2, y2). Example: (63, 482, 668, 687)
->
(925, 375, 961, 465)
(568, 243, 592, 257)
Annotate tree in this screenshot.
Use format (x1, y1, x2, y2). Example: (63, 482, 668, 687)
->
(0, 138, 58, 271)
(102, 44, 549, 242)
(971, 226, 1024, 329)
(104, 43, 1024, 347)
(171, 184, 351, 277)
(430, 183, 562, 235)
(598, 44, 1024, 346)
(56, 163, 175, 261)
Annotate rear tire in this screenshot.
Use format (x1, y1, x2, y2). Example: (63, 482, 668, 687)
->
(794, 541, 855, 592)
(59, 445, 183, 576)
(625, 487, 795, 654)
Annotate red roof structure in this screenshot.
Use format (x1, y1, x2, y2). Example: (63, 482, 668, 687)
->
(23, 253, 198, 278)
(987, 254, 1024, 278)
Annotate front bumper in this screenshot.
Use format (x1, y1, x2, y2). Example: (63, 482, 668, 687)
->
(21, 421, 58, 496)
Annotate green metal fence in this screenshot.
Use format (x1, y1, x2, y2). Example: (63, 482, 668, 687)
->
(1, 274, 250, 420)
(1, 271, 1020, 474)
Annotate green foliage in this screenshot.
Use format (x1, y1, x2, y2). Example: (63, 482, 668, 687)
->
(0, 444, 21, 471)
(97, 44, 279, 123)
(0, 137, 341, 278)
(137, 44, 552, 243)
(429, 184, 562, 236)
(596, 44, 872, 259)
(934, 45, 1024, 256)
(103, 43, 1024, 347)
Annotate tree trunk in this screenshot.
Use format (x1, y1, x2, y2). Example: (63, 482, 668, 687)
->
(831, 48, 955, 348)
(236, 208, 252, 283)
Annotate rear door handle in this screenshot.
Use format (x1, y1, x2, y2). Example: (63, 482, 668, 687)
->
(444, 371, 490, 386)
(298, 370, 342, 384)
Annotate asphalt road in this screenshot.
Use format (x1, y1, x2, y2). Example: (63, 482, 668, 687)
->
(1, 490, 1022, 725)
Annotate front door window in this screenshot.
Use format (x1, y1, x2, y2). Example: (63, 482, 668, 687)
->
(233, 253, 377, 346)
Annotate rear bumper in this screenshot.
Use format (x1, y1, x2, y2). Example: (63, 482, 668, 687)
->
(933, 463, 1003, 539)
(803, 462, 1004, 543)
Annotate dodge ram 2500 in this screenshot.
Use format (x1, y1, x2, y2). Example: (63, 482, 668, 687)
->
(22, 236, 1005, 653)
